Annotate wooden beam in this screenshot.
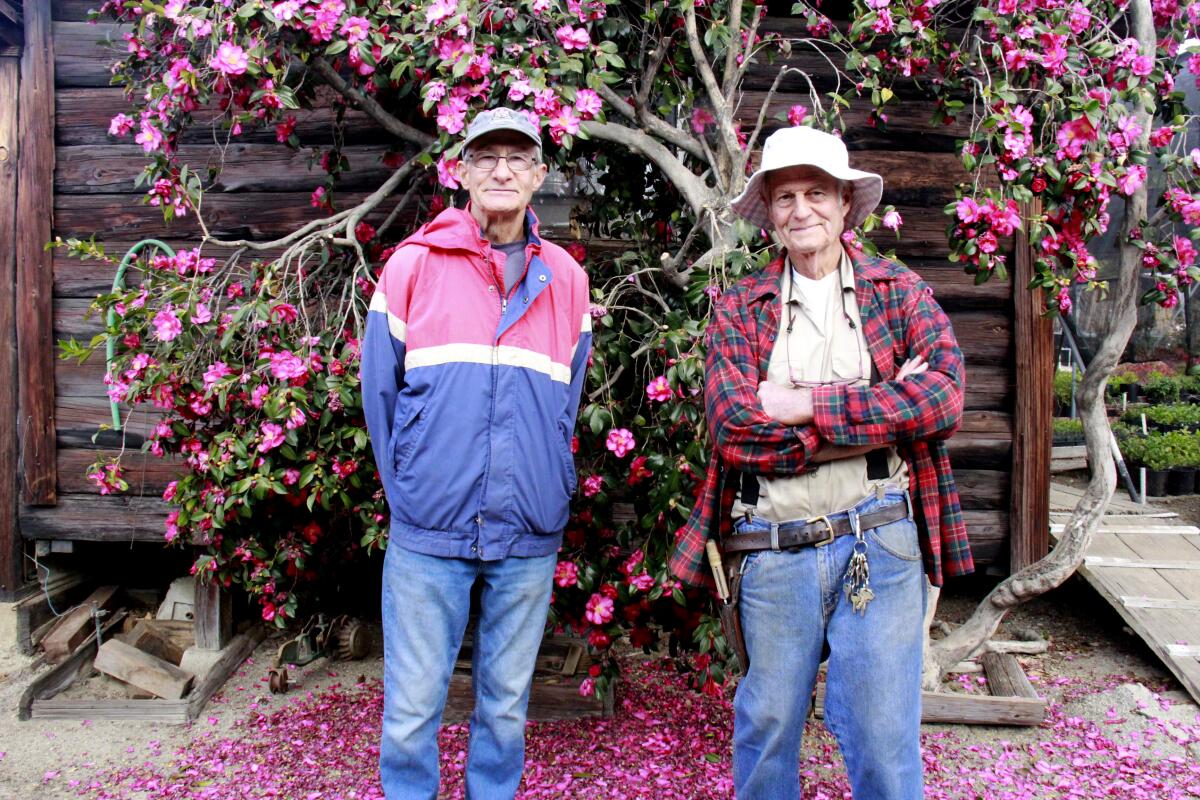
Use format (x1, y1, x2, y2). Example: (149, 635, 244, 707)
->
(0, 0, 21, 26)
(0, 55, 21, 595)
(39, 585, 119, 662)
(193, 577, 231, 651)
(1085, 556, 1200, 570)
(980, 652, 1041, 699)
(1120, 596, 1200, 610)
(0, 22, 23, 49)
(16, 0, 56, 505)
(94, 638, 196, 699)
(814, 685, 1045, 726)
(1009, 199, 1052, 572)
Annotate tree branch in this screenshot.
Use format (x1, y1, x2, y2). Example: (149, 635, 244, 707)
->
(682, 2, 743, 162)
(594, 82, 706, 161)
(581, 120, 712, 217)
(308, 57, 435, 148)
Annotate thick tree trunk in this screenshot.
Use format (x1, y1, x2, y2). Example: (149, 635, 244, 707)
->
(922, 0, 1154, 686)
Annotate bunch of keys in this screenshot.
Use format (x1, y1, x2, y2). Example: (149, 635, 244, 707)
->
(843, 522, 874, 615)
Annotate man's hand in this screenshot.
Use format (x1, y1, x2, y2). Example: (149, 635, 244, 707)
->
(895, 354, 928, 381)
(758, 381, 813, 425)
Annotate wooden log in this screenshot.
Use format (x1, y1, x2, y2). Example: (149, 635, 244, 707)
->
(18, 0, 57, 506)
(94, 637, 195, 699)
(19, 494, 167, 541)
(40, 584, 119, 662)
(0, 55, 20, 595)
(56, 87, 384, 147)
(56, 143, 395, 194)
(981, 652, 1041, 699)
(814, 684, 1045, 726)
(123, 619, 186, 665)
(1009, 200, 1052, 571)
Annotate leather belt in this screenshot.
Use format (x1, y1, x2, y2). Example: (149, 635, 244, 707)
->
(723, 501, 909, 554)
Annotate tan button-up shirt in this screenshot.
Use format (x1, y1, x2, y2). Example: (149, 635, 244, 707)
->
(732, 251, 907, 521)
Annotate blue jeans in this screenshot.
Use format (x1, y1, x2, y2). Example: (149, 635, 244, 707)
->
(379, 546, 556, 800)
(732, 490, 926, 800)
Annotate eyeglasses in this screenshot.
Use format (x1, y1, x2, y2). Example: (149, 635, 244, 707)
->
(466, 152, 537, 172)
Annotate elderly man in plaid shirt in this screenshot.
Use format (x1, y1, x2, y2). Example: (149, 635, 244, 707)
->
(669, 126, 975, 799)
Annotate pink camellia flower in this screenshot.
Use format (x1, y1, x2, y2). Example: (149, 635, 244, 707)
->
(1055, 116, 1097, 159)
(257, 422, 285, 452)
(108, 113, 134, 137)
(340, 15, 370, 43)
(436, 97, 468, 135)
(162, 480, 178, 501)
(202, 361, 231, 392)
(282, 468, 301, 485)
(555, 25, 590, 50)
(646, 375, 672, 403)
(1130, 54, 1154, 77)
(955, 196, 982, 223)
(436, 155, 461, 190)
(192, 303, 212, 325)
(584, 592, 614, 625)
(152, 306, 182, 341)
(269, 350, 307, 380)
(164, 510, 180, 543)
(582, 474, 603, 497)
(425, 0, 458, 26)
(548, 105, 581, 143)
(691, 107, 715, 134)
(881, 210, 903, 231)
(630, 572, 656, 592)
(554, 560, 579, 588)
(285, 406, 307, 430)
(272, 0, 300, 19)
(1116, 164, 1147, 196)
(1175, 235, 1197, 267)
(209, 42, 249, 76)
(508, 78, 533, 102)
(606, 428, 635, 458)
(578, 677, 595, 697)
(423, 81, 447, 104)
(135, 121, 164, 154)
(574, 88, 602, 119)
(787, 104, 808, 126)
(977, 231, 999, 254)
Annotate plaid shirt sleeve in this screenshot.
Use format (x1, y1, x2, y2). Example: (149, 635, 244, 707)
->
(706, 289, 822, 478)
(811, 270, 965, 447)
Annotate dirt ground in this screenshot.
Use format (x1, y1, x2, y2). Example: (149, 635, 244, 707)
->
(0, 484, 1198, 799)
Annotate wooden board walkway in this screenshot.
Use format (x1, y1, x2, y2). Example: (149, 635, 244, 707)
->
(1049, 481, 1200, 706)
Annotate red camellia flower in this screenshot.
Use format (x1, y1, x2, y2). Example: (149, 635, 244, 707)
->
(1031, 176, 1047, 193)
(565, 241, 587, 262)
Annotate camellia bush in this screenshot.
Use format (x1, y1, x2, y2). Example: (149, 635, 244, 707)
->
(61, 0, 1200, 696)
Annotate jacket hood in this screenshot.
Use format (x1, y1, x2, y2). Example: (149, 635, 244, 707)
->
(401, 206, 543, 254)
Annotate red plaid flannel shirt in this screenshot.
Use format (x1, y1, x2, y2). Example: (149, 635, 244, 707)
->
(668, 248, 974, 588)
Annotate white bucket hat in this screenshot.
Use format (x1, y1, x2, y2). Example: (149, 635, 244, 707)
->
(730, 126, 883, 231)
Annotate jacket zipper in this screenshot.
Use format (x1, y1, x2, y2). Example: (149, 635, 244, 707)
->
(478, 255, 506, 557)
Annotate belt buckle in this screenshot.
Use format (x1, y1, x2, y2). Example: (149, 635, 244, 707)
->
(808, 515, 835, 547)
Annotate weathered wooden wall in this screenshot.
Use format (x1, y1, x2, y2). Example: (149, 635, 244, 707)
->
(14, 3, 1045, 576)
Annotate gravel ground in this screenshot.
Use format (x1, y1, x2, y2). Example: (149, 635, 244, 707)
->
(0, 496, 1197, 798)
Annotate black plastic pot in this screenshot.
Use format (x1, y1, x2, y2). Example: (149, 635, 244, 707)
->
(1053, 433, 1085, 447)
(1127, 383, 1142, 402)
(1167, 468, 1196, 496)
(1143, 467, 1170, 497)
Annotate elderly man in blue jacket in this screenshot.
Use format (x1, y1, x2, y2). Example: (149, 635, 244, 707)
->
(361, 108, 592, 799)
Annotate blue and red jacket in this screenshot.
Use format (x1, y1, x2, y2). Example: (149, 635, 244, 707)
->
(361, 206, 592, 560)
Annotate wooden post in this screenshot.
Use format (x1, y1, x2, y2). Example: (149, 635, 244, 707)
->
(16, 0, 56, 506)
(193, 578, 232, 651)
(1010, 200, 1053, 572)
(0, 54, 21, 598)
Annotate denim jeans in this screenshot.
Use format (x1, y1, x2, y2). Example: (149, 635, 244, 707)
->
(379, 546, 556, 800)
(732, 490, 926, 800)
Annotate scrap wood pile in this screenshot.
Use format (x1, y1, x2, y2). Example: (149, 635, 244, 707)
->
(36, 585, 199, 700)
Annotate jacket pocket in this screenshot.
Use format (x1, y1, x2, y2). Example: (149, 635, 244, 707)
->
(556, 425, 577, 495)
(390, 397, 428, 478)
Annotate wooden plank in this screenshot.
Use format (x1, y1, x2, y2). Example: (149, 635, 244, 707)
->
(0, 55, 21, 595)
(1052, 524, 1200, 536)
(17, 0, 56, 505)
(19, 494, 166, 541)
(31, 699, 190, 722)
(1164, 644, 1200, 657)
(53, 20, 124, 87)
(185, 625, 267, 720)
(18, 609, 127, 719)
(40, 584, 118, 662)
(93, 638, 195, 699)
(57, 447, 180, 495)
(1120, 596, 1200, 610)
(814, 685, 1045, 726)
(1084, 556, 1200, 569)
(1010, 200, 1051, 572)
(193, 578, 231, 651)
(980, 652, 1040, 699)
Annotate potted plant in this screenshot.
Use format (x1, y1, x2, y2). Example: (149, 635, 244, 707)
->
(1122, 435, 1171, 497)
(1141, 403, 1200, 432)
(1053, 369, 1075, 416)
(1052, 417, 1085, 446)
(1165, 431, 1200, 496)
(1107, 371, 1139, 403)
(1142, 372, 1183, 404)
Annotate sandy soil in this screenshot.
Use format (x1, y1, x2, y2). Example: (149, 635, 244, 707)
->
(0, 487, 1198, 798)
